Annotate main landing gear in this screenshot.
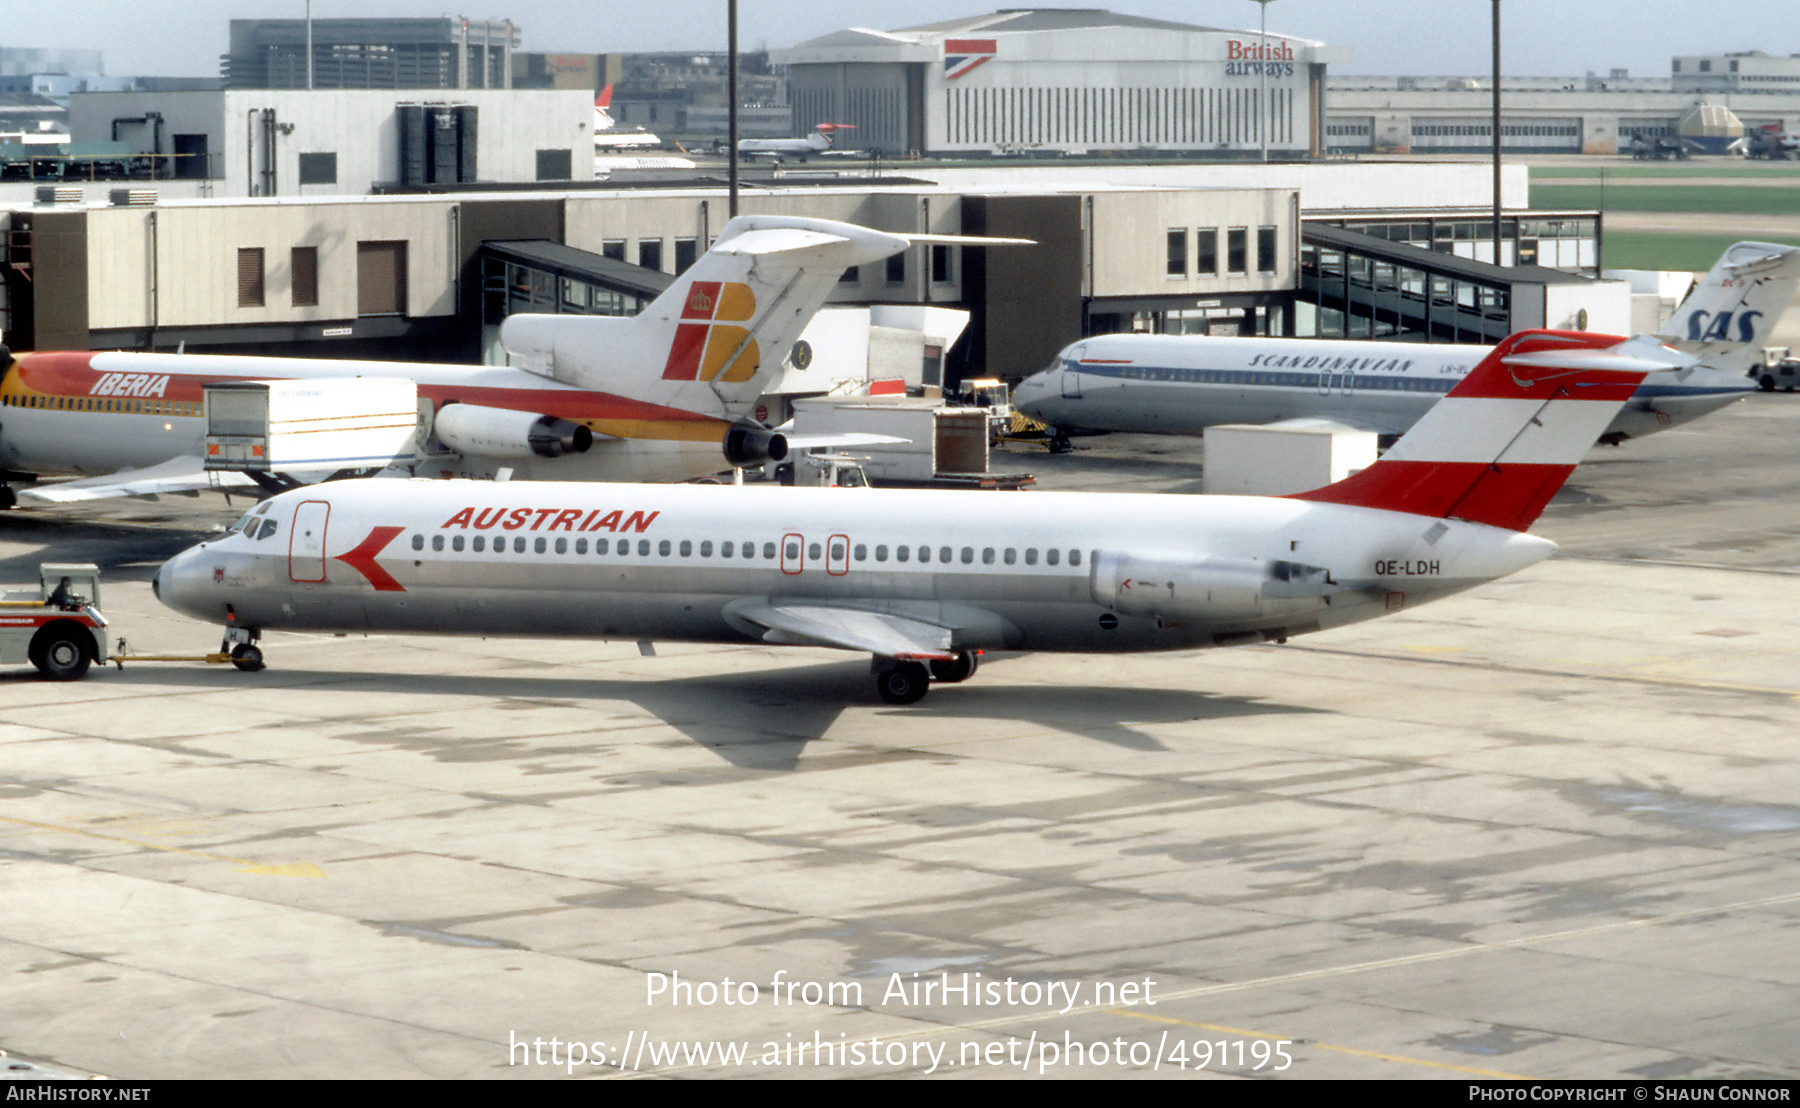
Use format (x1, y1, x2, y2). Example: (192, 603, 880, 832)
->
(871, 651, 980, 705)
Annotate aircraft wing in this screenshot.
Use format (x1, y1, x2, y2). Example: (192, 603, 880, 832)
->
(1264, 415, 1407, 436)
(781, 432, 909, 451)
(15, 456, 262, 507)
(723, 598, 958, 661)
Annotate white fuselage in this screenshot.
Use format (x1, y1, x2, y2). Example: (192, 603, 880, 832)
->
(0, 350, 726, 484)
(1013, 334, 1752, 442)
(156, 479, 1554, 658)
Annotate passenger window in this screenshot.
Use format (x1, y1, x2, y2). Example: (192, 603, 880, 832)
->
(763, 542, 776, 559)
(786, 541, 800, 560)
(876, 545, 888, 562)
(832, 542, 846, 561)
(853, 544, 865, 561)
(1047, 549, 1060, 566)
(639, 540, 651, 556)
(535, 537, 547, 554)
(720, 541, 732, 558)
(809, 542, 822, 561)
(1003, 548, 1015, 565)
(432, 535, 444, 552)
(1070, 549, 1082, 567)
(473, 535, 485, 552)
(412, 533, 424, 551)
(961, 547, 974, 564)
(515, 537, 527, 553)
(982, 548, 995, 564)
(679, 540, 692, 557)
(575, 538, 587, 554)
(1026, 548, 1038, 565)
(659, 540, 671, 557)
(918, 546, 930, 564)
(555, 538, 567, 554)
(700, 541, 713, 558)
(595, 538, 609, 555)
(940, 546, 952, 564)
(452, 535, 465, 552)
(896, 545, 909, 563)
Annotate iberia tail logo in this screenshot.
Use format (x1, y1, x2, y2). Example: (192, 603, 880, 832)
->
(662, 281, 759, 383)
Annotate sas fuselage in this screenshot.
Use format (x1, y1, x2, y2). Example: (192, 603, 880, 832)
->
(1013, 334, 1752, 442)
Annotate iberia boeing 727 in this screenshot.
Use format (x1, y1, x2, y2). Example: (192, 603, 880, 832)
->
(153, 329, 1685, 703)
(0, 216, 1011, 508)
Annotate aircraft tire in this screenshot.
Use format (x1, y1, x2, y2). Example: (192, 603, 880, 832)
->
(1761, 374, 1777, 392)
(929, 652, 979, 683)
(31, 625, 91, 681)
(231, 644, 265, 672)
(876, 661, 929, 705)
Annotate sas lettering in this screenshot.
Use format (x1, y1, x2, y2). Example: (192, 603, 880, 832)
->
(441, 506, 660, 533)
(1375, 559, 1439, 576)
(1685, 309, 1763, 344)
(91, 372, 172, 398)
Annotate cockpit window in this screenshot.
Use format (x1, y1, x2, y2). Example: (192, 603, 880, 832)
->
(255, 519, 280, 541)
(230, 511, 257, 534)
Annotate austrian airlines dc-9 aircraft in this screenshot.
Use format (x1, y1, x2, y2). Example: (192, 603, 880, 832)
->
(0, 216, 1001, 508)
(155, 329, 1682, 703)
(1014, 241, 1800, 449)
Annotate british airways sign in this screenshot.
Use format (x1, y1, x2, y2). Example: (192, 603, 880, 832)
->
(1225, 38, 1294, 78)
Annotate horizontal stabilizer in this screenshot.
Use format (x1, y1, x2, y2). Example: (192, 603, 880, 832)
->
(1502, 334, 1698, 375)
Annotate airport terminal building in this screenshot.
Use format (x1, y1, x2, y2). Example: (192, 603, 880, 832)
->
(774, 9, 1350, 158)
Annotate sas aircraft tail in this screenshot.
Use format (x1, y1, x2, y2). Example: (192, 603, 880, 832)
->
(498, 216, 1024, 462)
(1660, 241, 1800, 375)
(1290, 330, 1691, 531)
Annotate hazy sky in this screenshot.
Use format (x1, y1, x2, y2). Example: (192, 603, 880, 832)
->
(7, 1, 1788, 81)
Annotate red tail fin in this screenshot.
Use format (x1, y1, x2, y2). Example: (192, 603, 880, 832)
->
(1288, 330, 1653, 531)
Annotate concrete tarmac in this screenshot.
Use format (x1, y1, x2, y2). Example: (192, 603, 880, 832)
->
(2, 394, 1798, 1080)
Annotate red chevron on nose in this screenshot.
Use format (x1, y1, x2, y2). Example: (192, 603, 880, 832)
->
(334, 526, 407, 592)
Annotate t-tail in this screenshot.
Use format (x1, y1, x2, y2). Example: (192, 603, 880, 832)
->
(1290, 330, 1691, 531)
(1660, 241, 1800, 375)
(497, 215, 1022, 463)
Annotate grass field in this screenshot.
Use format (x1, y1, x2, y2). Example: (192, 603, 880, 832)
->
(1600, 231, 1800, 270)
(1532, 184, 1800, 215)
(1534, 164, 1800, 180)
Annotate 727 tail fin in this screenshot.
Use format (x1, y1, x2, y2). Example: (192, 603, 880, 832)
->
(1289, 330, 1691, 531)
(499, 216, 1025, 425)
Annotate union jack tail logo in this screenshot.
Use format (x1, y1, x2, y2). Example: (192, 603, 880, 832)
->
(943, 39, 997, 79)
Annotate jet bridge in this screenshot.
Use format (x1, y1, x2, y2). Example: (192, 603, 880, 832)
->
(1298, 223, 1626, 344)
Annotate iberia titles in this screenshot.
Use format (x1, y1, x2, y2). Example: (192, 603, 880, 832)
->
(440, 507, 661, 533)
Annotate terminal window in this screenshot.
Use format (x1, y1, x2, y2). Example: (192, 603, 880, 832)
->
(1257, 227, 1278, 274)
(298, 152, 337, 186)
(1227, 228, 1248, 274)
(291, 247, 318, 308)
(1197, 228, 1218, 274)
(237, 248, 265, 308)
